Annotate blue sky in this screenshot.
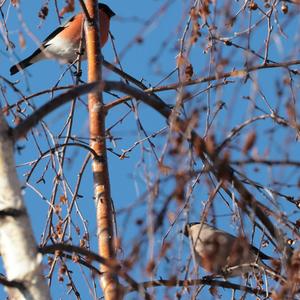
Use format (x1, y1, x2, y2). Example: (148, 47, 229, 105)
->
(1, 0, 300, 299)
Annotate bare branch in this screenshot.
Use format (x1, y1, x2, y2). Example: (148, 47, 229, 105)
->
(12, 82, 98, 141)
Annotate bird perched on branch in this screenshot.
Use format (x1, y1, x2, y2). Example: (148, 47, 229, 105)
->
(184, 222, 276, 277)
(10, 3, 115, 75)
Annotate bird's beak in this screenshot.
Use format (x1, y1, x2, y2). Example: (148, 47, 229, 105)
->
(181, 224, 190, 237)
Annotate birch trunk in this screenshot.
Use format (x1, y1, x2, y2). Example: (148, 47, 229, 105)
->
(0, 113, 51, 300)
(85, 0, 122, 298)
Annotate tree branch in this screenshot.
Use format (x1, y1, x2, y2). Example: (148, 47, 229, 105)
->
(12, 82, 98, 141)
(85, 1, 120, 299)
(40, 243, 151, 299)
(126, 277, 268, 297)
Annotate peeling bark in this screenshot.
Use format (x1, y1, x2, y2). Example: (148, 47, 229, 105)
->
(84, 1, 121, 299)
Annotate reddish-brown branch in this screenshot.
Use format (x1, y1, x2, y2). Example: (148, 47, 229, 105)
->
(85, 1, 120, 299)
(152, 59, 300, 92)
(104, 59, 300, 111)
(126, 278, 268, 297)
(40, 243, 151, 299)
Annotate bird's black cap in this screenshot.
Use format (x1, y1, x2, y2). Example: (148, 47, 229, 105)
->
(99, 3, 115, 18)
(183, 223, 199, 237)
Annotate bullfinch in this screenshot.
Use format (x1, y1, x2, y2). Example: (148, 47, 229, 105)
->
(184, 222, 275, 277)
(10, 3, 115, 75)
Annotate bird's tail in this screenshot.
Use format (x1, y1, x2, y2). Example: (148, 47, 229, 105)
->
(10, 48, 43, 75)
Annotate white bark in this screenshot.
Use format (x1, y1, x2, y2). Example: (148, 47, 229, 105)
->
(0, 113, 51, 300)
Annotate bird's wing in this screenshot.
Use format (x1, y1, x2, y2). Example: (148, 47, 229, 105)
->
(42, 15, 76, 47)
(250, 244, 273, 260)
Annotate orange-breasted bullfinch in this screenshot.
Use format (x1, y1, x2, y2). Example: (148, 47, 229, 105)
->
(184, 222, 276, 277)
(10, 3, 115, 75)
